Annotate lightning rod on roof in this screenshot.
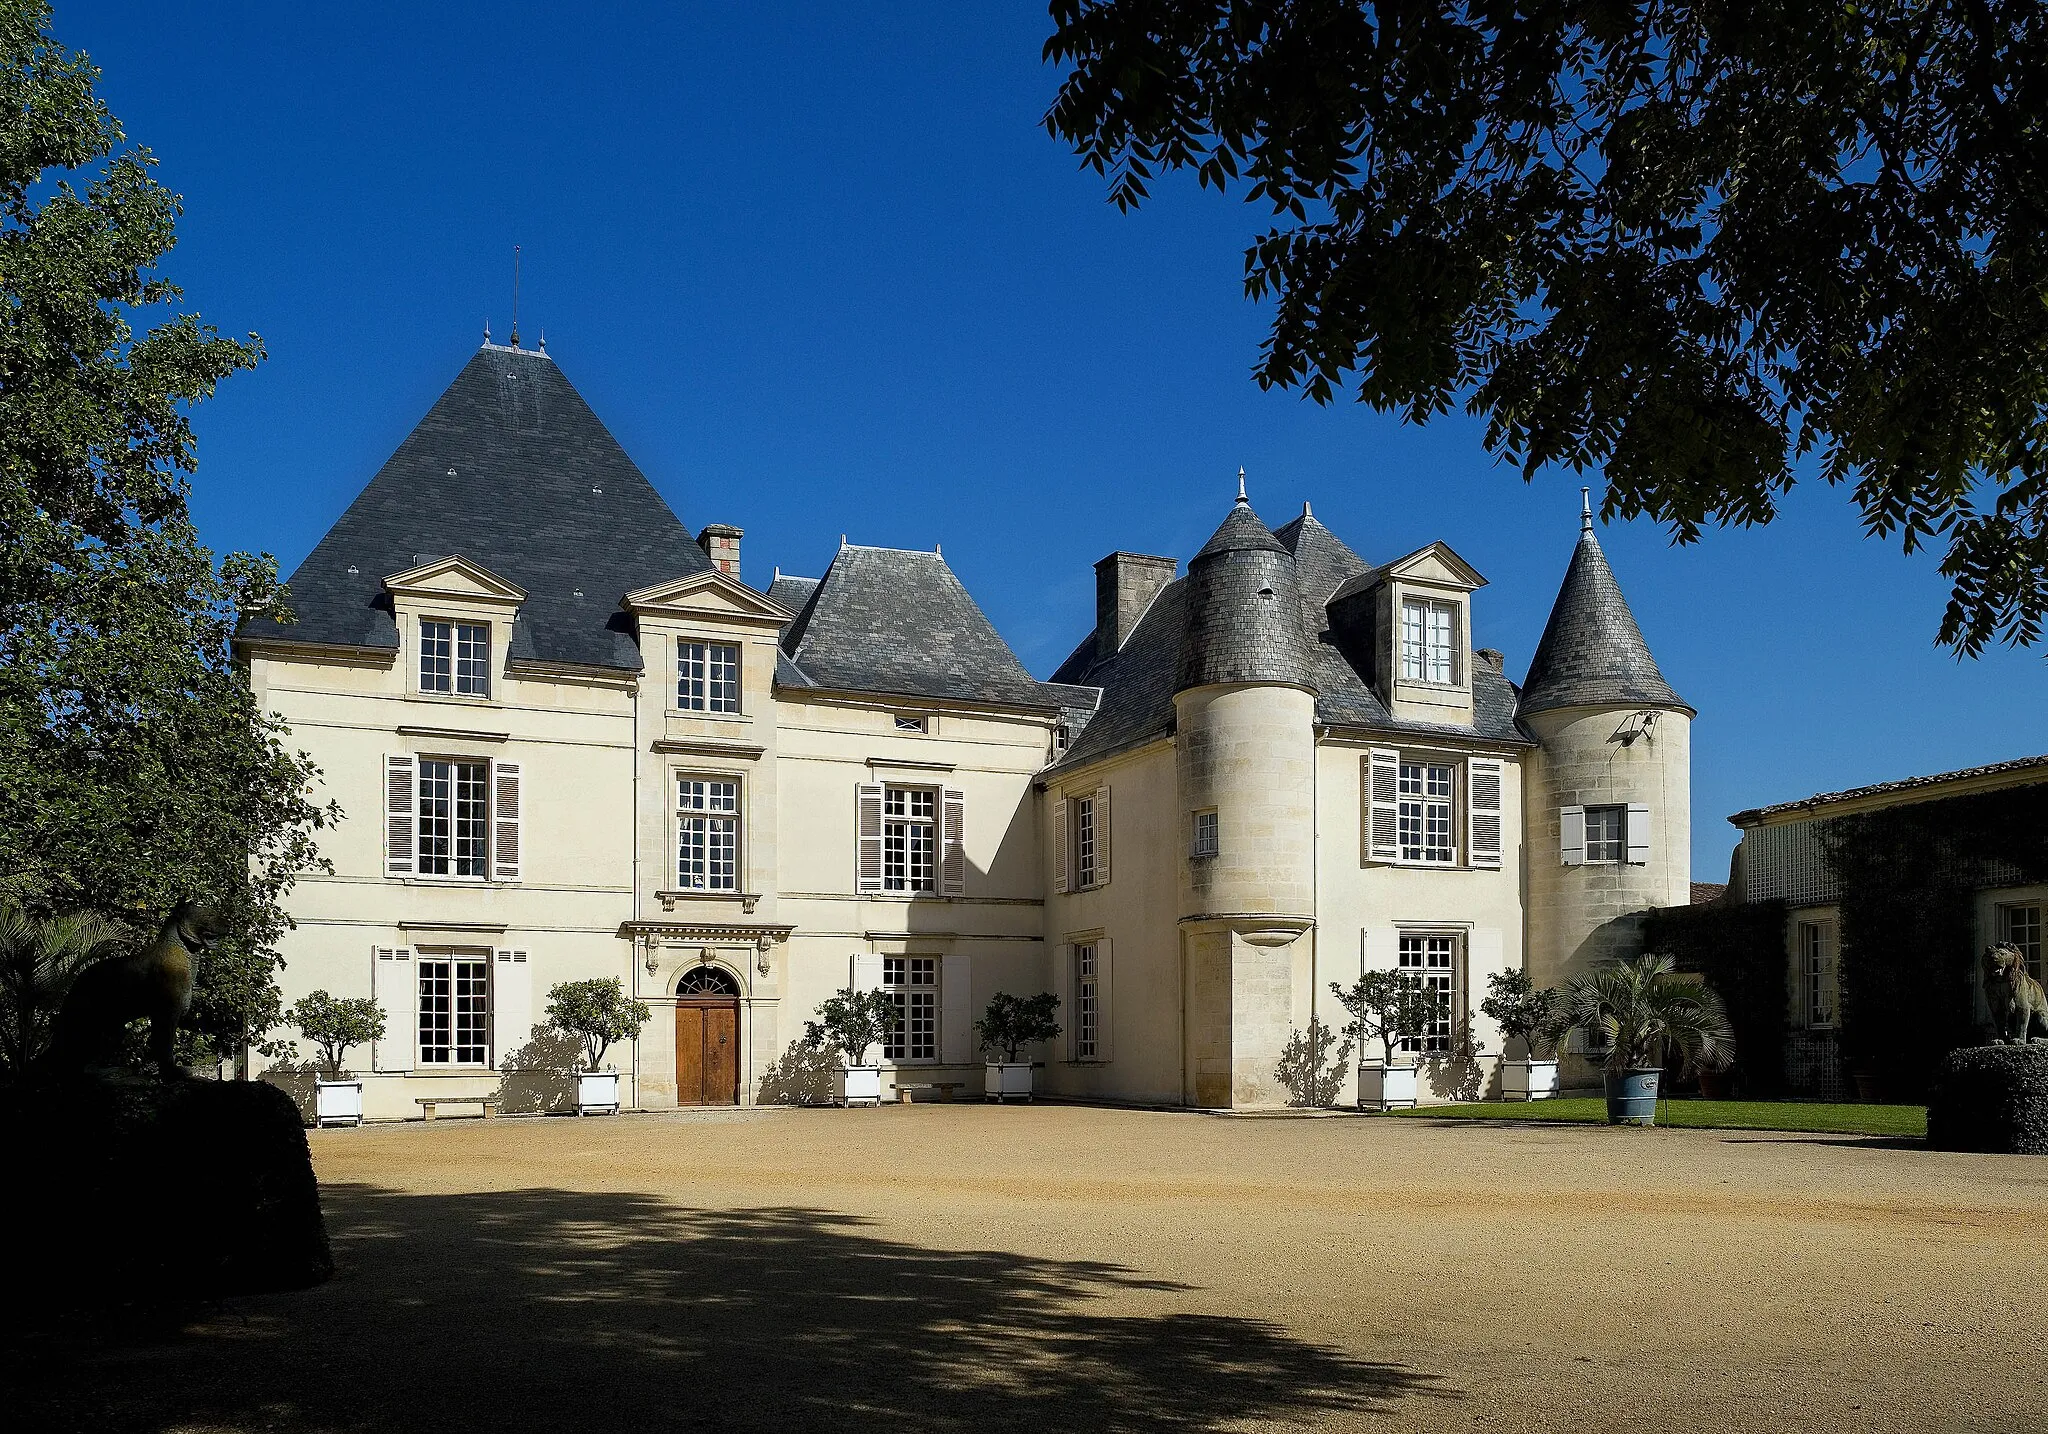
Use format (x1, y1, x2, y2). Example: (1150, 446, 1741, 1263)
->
(510, 245, 522, 349)
(1236, 467, 1248, 504)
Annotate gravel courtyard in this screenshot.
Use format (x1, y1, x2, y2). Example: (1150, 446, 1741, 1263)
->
(13, 1103, 2048, 1433)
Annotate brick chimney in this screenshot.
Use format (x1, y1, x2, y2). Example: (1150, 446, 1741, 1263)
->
(697, 524, 743, 578)
(1093, 551, 1177, 663)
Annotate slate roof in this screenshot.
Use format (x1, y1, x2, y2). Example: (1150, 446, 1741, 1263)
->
(1728, 752, 2048, 825)
(1175, 499, 1314, 692)
(240, 344, 708, 672)
(1518, 524, 1689, 717)
(778, 545, 1059, 710)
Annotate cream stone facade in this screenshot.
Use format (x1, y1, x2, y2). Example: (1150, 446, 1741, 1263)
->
(241, 344, 1695, 1113)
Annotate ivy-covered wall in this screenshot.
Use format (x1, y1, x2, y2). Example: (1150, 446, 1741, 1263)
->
(1644, 900, 1789, 1098)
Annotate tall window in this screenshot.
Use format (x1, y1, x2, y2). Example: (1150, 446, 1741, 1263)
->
(1075, 943, 1099, 1059)
(420, 619, 490, 696)
(418, 758, 489, 877)
(2000, 903, 2043, 981)
(882, 956, 937, 1061)
(1798, 920, 1835, 1028)
(1584, 806, 1627, 864)
(1397, 934, 1457, 1054)
(678, 640, 741, 713)
(418, 956, 489, 1064)
(676, 777, 740, 891)
(1192, 809, 1219, 857)
(1397, 762, 1455, 864)
(883, 787, 936, 893)
(1400, 598, 1456, 683)
(1074, 796, 1098, 888)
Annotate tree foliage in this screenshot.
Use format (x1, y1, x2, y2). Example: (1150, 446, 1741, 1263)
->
(1331, 969, 1439, 1064)
(1478, 967, 1567, 1060)
(544, 978, 652, 1073)
(974, 990, 1063, 1061)
(0, 902, 126, 1076)
(0, 1, 333, 1065)
(1046, 0, 2048, 652)
(1560, 952, 1735, 1072)
(286, 990, 386, 1080)
(803, 986, 899, 1068)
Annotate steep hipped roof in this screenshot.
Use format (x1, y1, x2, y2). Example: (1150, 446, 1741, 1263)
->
(779, 545, 1057, 710)
(240, 344, 709, 672)
(1518, 525, 1689, 717)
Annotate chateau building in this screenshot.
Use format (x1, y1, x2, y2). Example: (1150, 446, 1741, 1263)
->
(239, 342, 1693, 1114)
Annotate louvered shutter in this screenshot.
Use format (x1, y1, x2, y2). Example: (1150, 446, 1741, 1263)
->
(1560, 806, 1586, 866)
(855, 783, 885, 894)
(941, 787, 967, 896)
(851, 952, 883, 993)
(1092, 785, 1111, 887)
(384, 755, 417, 877)
(493, 949, 531, 1066)
(1095, 937, 1113, 1063)
(492, 759, 523, 881)
(1365, 749, 1400, 863)
(1466, 758, 1504, 869)
(940, 952, 972, 1063)
(1625, 803, 1652, 865)
(372, 946, 414, 1071)
(1054, 943, 1073, 1060)
(1051, 795, 1069, 894)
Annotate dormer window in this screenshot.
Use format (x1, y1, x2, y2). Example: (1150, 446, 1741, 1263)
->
(1400, 598, 1457, 684)
(420, 619, 490, 697)
(679, 640, 741, 713)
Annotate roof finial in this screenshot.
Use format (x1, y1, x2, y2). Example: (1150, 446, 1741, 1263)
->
(482, 317, 491, 346)
(1580, 486, 1593, 533)
(1302, 498, 1313, 519)
(538, 329, 547, 355)
(509, 245, 522, 349)
(1236, 467, 1248, 505)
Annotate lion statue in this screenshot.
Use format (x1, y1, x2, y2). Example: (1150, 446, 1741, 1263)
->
(1982, 943, 2048, 1046)
(46, 900, 233, 1078)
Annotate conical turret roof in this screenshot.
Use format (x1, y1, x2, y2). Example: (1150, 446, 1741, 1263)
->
(1194, 495, 1290, 560)
(1175, 496, 1313, 692)
(1519, 522, 1689, 716)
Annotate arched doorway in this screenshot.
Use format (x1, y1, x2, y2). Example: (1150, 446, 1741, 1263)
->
(675, 965, 741, 1106)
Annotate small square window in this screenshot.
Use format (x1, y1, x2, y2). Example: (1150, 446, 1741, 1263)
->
(1584, 806, 1626, 864)
(1192, 809, 1219, 857)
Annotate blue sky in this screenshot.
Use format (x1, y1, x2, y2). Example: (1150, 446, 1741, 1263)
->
(67, 1, 2047, 876)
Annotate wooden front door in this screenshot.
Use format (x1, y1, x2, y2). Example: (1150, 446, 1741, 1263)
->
(675, 999, 739, 1106)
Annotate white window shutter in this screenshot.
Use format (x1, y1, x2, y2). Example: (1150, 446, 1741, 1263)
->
(1466, 758, 1504, 869)
(855, 783, 885, 894)
(850, 952, 883, 993)
(492, 759, 523, 881)
(493, 949, 531, 1067)
(1053, 943, 1073, 1061)
(384, 755, 416, 877)
(940, 952, 972, 1064)
(1092, 784, 1111, 887)
(372, 946, 414, 1071)
(1051, 795, 1069, 894)
(941, 787, 967, 897)
(1626, 803, 1652, 865)
(1365, 749, 1400, 863)
(1560, 805, 1586, 866)
(1096, 936, 1113, 1063)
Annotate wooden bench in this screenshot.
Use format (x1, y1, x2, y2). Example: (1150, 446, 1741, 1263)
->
(416, 1096, 500, 1121)
(895, 1082, 968, 1105)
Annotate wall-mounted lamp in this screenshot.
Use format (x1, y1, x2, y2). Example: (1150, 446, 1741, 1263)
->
(1612, 710, 1661, 748)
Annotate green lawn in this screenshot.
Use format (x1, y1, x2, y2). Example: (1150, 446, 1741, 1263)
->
(1388, 1097, 1927, 1139)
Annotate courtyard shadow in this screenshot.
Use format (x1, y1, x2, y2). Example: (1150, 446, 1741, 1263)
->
(3, 1184, 1447, 1433)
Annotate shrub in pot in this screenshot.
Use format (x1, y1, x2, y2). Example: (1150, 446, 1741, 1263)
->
(803, 987, 896, 1107)
(1331, 972, 1440, 1110)
(545, 978, 651, 1115)
(975, 991, 1061, 1102)
(288, 990, 386, 1127)
(1479, 969, 1566, 1101)
(1560, 954, 1734, 1126)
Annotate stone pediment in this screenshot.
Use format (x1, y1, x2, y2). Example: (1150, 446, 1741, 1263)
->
(1382, 542, 1487, 592)
(624, 570, 794, 625)
(383, 554, 527, 605)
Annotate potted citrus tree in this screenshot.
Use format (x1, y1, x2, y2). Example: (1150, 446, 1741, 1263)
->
(803, 986, 896, 1106)
(975, 991, 1061, 1102)
(289, 990, 386, 1127)
(1480, 969, 1566, 1101)
(1560, 954, 1734, 1125)
(545, 977, 651, 1115)
(1331, 971, 1437, 1110)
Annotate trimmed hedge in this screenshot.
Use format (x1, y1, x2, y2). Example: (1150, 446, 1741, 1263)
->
(1643, 900, 1788, 1098)
(1925, 1044, 2048, 1154)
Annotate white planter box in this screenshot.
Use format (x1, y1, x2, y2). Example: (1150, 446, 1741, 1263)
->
(314, 1080, 363, 1128)
(834, 1065, 883, 1107)
(1358, 1061, 1419, 1111)
(1502, 1058, 1560, 1101)
(985, 1062, 1034, 1102)
(576, 1069, 621, 1116)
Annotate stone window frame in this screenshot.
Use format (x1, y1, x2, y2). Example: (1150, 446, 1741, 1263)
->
(1398, 595, 1460, 686)
(419, 616, 492, 698)
(1191, 808, 1219, 858)
(677, 638, 742, 714)
(675, 771, 742, 894)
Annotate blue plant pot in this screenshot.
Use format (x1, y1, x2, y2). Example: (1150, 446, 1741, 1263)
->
(1604, 1067, 1661, 1126)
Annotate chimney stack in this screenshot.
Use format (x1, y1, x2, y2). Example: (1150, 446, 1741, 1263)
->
(1093, 551, 1177, 663)
(697, 524, 743, 578)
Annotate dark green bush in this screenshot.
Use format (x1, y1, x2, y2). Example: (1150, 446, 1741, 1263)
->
(1926, 1044, 2048, 1154)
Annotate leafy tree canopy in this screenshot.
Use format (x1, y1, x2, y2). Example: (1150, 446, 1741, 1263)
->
(545, 978, 652, 1072)
(287, 990, 386, 1080)
(1045, 1, 2048, 652)
(974, 990, 1063, 1061)
(0, 0, 333, 1065)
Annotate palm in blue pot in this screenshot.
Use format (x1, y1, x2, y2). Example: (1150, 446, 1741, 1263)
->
(1562, 955, 1734, 1126)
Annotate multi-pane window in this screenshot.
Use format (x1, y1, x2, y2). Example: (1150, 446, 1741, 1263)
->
(1397, 762, 1455, 864)
(1192, 809, 1219, 857)
(883, 787, 936, 893)
(1799, 920, 1835, 1028)
(1397, 934, 1457, 1054)
(1584, 806, 1627, 864)
(2000, 903, 2043, 982)
(676, 777, 740, 891)
(678, 640, 741, 713)
(1400, 598, 1456, 683)
(1074, 796, 1098, 888)
(1075, 943, 1099, 1059)
(418, 758, 489, 877)
(420, 619, 490, 696)
(418, 956, 489, 1065)
(882, 956, 937, 1061)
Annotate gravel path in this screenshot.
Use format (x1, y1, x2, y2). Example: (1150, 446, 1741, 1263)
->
(14, 1103, 2047, 1433)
